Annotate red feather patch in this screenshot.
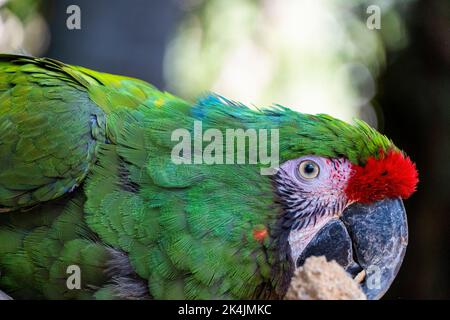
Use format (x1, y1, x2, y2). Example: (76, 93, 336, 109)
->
(345, 150, 419, 203)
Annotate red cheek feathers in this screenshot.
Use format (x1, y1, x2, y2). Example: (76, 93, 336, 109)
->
(345, 150, 419, 203)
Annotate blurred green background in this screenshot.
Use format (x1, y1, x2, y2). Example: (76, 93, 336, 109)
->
(0, 0, 449, 299)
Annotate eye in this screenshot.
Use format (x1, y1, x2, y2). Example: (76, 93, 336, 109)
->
(298, 160, 320, 179)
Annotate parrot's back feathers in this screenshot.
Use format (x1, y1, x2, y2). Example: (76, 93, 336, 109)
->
(0, 55, 109, 211)
(0, 54, 182, 212)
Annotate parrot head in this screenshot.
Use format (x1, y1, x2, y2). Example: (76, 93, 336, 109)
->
(271, 112, 418, 299)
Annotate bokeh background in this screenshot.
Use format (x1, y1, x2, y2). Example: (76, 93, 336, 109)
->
(0, 0, 448, 299)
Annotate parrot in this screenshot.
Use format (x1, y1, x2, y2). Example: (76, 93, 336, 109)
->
(0, 54, 418, 300)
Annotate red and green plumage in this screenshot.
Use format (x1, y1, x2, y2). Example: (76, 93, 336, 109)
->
(0, 55, 418, 299)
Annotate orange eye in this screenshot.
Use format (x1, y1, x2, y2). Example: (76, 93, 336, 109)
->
(298, 160, 320, 179)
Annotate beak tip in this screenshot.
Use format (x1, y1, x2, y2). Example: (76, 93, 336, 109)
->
(296, 198, 408, 300)
(342, 198, 408, 299)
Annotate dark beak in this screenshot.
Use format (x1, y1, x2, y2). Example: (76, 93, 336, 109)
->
(296, 198, 408, 299)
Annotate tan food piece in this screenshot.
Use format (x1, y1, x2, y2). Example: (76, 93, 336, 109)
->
(285, 256, 367, 300)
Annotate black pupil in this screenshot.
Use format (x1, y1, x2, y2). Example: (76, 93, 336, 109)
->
(304, 163, 315, 174)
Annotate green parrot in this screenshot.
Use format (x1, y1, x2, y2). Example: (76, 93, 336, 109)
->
(0, 54, 418, 300)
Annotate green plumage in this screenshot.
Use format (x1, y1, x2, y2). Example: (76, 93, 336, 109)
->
(0, 55, 396, 299)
